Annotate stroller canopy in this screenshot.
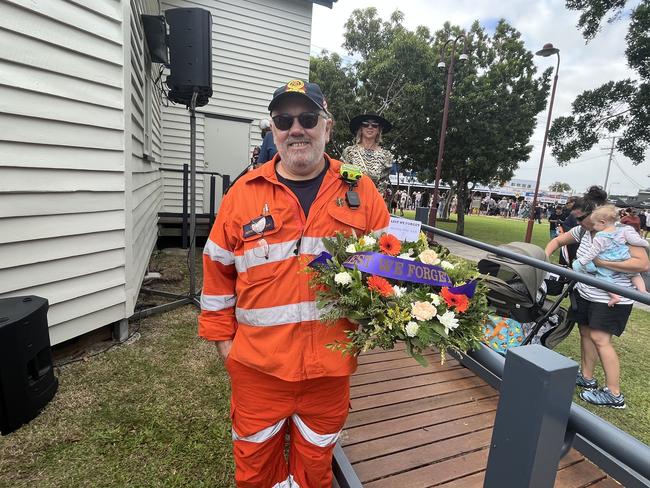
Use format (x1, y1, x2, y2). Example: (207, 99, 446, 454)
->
(478, 242, 548, 305)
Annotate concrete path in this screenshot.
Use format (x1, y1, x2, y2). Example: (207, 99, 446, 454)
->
(434, 233, 650, 313)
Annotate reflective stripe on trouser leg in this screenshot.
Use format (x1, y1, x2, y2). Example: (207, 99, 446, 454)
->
(232, 418, 286, 443)
(291, 414, 341, 447)
(272, 474, 300, 488)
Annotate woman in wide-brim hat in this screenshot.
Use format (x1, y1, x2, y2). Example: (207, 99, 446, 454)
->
(341, 112, 394, 195)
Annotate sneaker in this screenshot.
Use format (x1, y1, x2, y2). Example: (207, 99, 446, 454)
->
(576, 371, 598, 390)
(580, 387, 626, 409)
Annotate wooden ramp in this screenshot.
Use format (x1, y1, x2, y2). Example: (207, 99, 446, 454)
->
(341, 344, 620, 487)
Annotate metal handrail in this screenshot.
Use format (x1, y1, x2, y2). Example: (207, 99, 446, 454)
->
(423, 222, 650, 485)
(423, 223, 650, 305)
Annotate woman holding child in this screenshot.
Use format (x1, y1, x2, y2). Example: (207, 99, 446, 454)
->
(545, 186, 650, 409)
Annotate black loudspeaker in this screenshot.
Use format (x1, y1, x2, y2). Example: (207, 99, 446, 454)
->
(165, 8, 213, 107)
(141, 15, 169, 64)
(0, 296, 58, 435)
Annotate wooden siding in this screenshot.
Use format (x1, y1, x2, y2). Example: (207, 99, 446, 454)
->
(160, 0, 313, 212)
(0, 0, 162, 344)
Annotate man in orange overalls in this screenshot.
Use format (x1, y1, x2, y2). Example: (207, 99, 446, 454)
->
(199, 80, 390, 487)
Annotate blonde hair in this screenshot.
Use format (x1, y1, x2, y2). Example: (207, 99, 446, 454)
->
(591, 204, 619, 223)
(355, 127, 383, 145)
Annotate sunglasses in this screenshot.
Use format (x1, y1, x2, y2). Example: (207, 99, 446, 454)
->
(361, 121, 380, 129)
(272, 112, 322, 131)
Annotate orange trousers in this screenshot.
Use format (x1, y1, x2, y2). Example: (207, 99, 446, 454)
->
(225, 358, 350, 488)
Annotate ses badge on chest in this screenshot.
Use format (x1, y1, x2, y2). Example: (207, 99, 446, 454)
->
(243, 215, 276, 238)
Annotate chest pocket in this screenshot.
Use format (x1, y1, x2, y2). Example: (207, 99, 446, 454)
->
(327, 203, 367, 235)
(239, 215, 289, 283)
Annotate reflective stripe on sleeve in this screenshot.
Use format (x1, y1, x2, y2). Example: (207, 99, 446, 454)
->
(236, 301, 322, 327)
(204, 238, 235, 266)
(234, 239, 299, 273)
(200, 293, 236, 312)
(232, 418, 285, 443)
(272, 475, 299, 488)
(291, 414, 341, 448)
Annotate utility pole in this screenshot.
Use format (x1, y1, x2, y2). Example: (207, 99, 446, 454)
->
(602, 136, 617, 191)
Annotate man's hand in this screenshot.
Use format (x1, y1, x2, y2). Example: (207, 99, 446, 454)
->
(215, 340, 233, 360)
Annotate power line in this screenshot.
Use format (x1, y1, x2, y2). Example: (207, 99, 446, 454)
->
(612, 156, 643, 189)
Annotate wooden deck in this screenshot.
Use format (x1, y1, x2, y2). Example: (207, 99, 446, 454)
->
(340, 344, 620, 487)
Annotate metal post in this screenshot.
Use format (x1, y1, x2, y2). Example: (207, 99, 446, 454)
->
(603, 136, 616, 190)
(484, 345, 578, 488)
(209, 174, 216, 229)
(525, 52, 560, 242)
(189, 90, 198, 298)
(222, 174, 231, 196)
(181, 163, 189, 249)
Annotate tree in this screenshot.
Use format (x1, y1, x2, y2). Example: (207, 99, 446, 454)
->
(548, 1, 649, 165)
(549, 181, 572, 192)
(311, 8, 551, 234)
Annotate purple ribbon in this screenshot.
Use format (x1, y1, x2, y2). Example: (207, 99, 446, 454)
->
(308, 251, 333, 267)
(449, 280, 477, 298)
(341, 252, 453, 287)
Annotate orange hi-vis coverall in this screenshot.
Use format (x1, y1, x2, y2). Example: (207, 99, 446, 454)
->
(199, 155, 390, 487)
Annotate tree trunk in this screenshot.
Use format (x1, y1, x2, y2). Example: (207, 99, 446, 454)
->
(455, 182, 468, 236)
(441, 191, 454, 220)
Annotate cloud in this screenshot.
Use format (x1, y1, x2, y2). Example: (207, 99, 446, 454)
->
(312, 0, 649, 195)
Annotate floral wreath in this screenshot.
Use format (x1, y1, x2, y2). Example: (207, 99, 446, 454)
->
(307, 232, 489, 365)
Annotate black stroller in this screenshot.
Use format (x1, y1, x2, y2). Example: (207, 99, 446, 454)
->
(478, 242, 576, 349)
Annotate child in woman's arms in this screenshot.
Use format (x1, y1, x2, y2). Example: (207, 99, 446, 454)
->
(572, 205, 648, 306)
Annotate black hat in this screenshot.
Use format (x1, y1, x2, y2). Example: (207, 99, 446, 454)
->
(268, 80, 327, 113)
(349, 112, 393, 134)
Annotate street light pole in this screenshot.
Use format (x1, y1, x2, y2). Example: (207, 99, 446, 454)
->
(525, 43, 561, 243)
(428, 34, 468, 230)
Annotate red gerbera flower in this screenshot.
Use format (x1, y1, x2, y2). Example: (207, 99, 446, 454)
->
(367, 275, 394, 297)
(379, 234, 401, 256)
(441, 287, 470, 313)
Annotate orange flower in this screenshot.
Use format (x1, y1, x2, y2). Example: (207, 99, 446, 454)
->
(367, 275, 394, 297)
(441, 287, 470, 313)
(379, 234, 401, 256)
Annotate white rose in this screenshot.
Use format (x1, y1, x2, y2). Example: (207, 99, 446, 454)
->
(440, 260, 455, 270)
(393, 285, 407, 297)
(438, 310, 460, 334)
(334, 271, 352, 286)
(345, 244, 357, 253)
(428, 293, 441, 306)
(411, 301, 437, 321)
(418, 249, 440, 265)
(405, 321, 419, 337)
(363, 235, 377, 247)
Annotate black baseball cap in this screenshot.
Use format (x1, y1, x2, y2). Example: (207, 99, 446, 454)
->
(268, 80, 328, 113)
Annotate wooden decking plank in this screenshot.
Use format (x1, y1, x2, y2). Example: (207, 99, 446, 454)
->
(346, 385, 497, 428)
(350, 367, 475, 399)
(364, 447, 490, 488)
(354, 429, 493, 483)
(357, 348, 427, 364)
(351, 361, 460, 387)
(355, 353, 441, 374)
(346, 411, 496, 463)
(342, 397, 498, 446)
(587, 478, 622, 487)
(555, 459, 607, 487)
(351, 376, 486, 411)
(435, 470, 485, 488)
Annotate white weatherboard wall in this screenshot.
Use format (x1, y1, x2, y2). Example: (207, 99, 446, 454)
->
(0, 0, 162, 345)
(160, 0, 313, 213)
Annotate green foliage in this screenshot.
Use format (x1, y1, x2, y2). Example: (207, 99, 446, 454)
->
(550, 0, 649, 165)
(310, 9, 551, 235)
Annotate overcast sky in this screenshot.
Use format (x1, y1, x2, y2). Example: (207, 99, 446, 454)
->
(310, 0, 649, 196)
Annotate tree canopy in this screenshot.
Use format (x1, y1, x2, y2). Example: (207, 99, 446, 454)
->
(548, 0, 649, 165)
(549, 181, 572, 192)
(310, 8, 551, 233)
